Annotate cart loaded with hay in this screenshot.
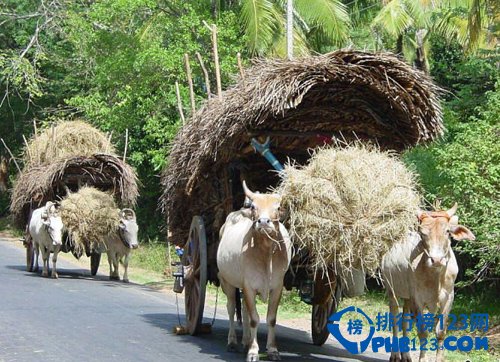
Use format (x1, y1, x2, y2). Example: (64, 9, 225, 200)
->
(10, 121, 138, 275)
(161, 50, 443, 342)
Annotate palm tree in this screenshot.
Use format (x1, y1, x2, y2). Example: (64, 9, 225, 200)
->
(236, 0, 351, 57)
(371, 0, 494, 73)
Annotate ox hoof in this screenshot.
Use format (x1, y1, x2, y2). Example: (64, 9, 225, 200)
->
(42, 271, 48, 278)
(123, 278, 129, 283)
(246, 353, 259, 362)
(109, 275, 120, 281)
(389, 353, 401, 362)
(267, 351, 281, 361)
(227, 343, 239, 352)
(51, 273, 58, 279)
(401, 353, 412, 362)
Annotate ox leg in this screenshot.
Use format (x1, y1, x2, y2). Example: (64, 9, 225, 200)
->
(41, 246, 49, 277)
(122, 253, 130, 283)
(435, 291, 453, 362)
(266, 287, 283, 361)
(389, 294, 401, 362)
(33, 242, 40, 272)
(220, 278, 238, 352)
(416, 306, 429, 362)
(107, 252, 119, 280)
(51, 245, 61, 279)
(242, 297, 251, 350)
(401, 300, 412, 362)
(243, 287, 260, 362)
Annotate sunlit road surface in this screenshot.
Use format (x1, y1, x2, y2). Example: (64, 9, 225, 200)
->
(0, 237, 387, 362)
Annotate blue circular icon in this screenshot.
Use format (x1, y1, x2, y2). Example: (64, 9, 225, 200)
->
(327, 306, 375, 354)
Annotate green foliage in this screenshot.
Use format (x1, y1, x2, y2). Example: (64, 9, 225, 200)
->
(238, 0, 350, 56)
(131, 240, 168, 274)
(57, 1, 247, 238)
(405, 84, 500, 284)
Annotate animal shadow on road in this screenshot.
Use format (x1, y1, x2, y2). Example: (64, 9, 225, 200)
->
(7, 264, 117, 283)
(142, 312, 386, 362)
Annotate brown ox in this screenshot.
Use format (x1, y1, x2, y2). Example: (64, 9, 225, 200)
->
(381, 204, 475, 362)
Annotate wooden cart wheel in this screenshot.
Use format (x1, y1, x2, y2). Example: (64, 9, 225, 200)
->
(182, 216, 208, 336)
(90, 252, 101, 276)
(311, 279, 342, 346)
(26, 240, 35, 272)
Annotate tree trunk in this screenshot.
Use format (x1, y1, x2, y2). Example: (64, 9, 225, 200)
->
(414, 29, 429, 74)
(211, 0, 218, 19)
(286, 0, 294, 60)
(0, 156, 8, 192)
(395, 34, 403, 55)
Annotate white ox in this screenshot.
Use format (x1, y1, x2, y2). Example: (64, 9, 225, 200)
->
(217, 181, 291, 362)
(29, 201, 64, 278)
(381, 204, 475, 362)
(103, 208, 138, 283)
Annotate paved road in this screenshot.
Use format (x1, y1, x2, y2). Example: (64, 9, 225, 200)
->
(0, 237, 386, 362)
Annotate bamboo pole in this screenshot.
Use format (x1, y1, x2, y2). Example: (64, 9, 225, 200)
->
(0, 138, 21, 173)
(196, 52, 211, 99)
(123, 128, 128, 162)
(237, 52, 245, 80)
(106, 131, 113, 154)
(211, 24, 222, 100)
(22, 135, 31, 163)
(51, 123, 56, 159)
(184, 53, 196, 114)
(175, 81, 186, 125)
(32, 120, 39, 163)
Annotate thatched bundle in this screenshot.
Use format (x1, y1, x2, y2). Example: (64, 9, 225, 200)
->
(11, 154, 138, 227)
(60, 186, 119, 252)
(276, 144, 420, 277)
(23, 120, 115, 167)
(162, 50, 442, 246)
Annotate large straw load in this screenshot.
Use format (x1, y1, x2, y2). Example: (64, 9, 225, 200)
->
(10, 120, 138, 227)
(23, 120, 115, 167)
(162, 50, 443, 246)
(60, 186, 120, 253)
(276, 143, 421, 277)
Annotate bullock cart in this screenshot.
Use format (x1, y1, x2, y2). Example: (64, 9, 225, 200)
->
(10, 121, 138, 275)
(161, 50, 443, 343)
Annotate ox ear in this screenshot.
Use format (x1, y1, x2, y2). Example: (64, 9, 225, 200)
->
(450, 225, 475, 241)
(41, 211, 50, 225)
(417, 210, 425, 222)
(119, 220, 126, 230)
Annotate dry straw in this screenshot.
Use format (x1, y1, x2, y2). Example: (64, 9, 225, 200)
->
(10, 154, 138, 227)
(10, 120, 137, 228)
(161, 50, 442, 246)
(23, 120, 115, 167)
(60, 186, 120, 253)
(276, 143, 421, 277)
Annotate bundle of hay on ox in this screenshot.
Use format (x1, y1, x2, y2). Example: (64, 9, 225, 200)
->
(60, 186, 139, 282)
(10, 120, 138, 277)
(161, 50, 443, 357)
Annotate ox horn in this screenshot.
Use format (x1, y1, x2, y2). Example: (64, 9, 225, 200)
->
(446, 203, 458, 218)
(121, 208, 136, 220)
(242, 180, 257, 201)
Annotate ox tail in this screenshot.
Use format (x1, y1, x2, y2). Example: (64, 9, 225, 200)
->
(235, 288, 242, 325)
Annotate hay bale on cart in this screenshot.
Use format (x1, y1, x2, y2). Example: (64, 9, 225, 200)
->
(160, 50, 443, 340)
(276, 144, 421, 284)
(10, 120, 138, 275)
